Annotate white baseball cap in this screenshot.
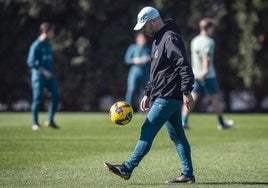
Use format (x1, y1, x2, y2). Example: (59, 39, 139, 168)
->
(134, 6, 160, 30)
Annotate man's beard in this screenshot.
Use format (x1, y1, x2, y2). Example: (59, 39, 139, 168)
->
(145, 32, 155, 37)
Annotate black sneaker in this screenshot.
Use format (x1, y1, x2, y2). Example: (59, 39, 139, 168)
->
(218, 120, 234, 130)
(104, 162, 131, 180)
(165, 173, 195, 184)
(45, 121, 60, 129)
(182, 123, 190, 130)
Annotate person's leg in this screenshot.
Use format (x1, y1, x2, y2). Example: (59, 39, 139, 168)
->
(31, 76, 44, 126)
(46, 78, 60, 123)
(210, 93, 224, 123)
(206, 78, 225, 125)
(181, 80, 203, 128)
(165, 100, 194, 177)
(125, 70, 138, 106)
(181, 92, 199, 127)
(124, 98, 175, 172)
(206, 78, 234, 129)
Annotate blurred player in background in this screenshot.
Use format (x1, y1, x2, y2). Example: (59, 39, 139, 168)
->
(124, 32, 151, 110)
(181, 18, 234, 130)
(27, 22, 60, 131)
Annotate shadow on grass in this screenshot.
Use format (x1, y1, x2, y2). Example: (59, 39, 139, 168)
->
(198, 182, 268, 185)
(130, 182, 268, 186)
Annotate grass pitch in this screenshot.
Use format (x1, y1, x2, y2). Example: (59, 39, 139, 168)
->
(0, 112, 267, 187)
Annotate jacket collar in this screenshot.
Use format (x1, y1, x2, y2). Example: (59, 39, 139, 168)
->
(154, 19, 181, 40)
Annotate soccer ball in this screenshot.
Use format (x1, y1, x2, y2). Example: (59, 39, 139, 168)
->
(109, 101, 134, 125)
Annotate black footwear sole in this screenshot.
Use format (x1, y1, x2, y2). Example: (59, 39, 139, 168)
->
(165, 178, 195, 184)
(103, 162, 131, 180)
(44, 121, 60, 129)
(165, 179, 195, 184)
(45, 124, 60, 129)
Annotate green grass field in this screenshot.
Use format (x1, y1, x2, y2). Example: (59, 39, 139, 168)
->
(0, 112, 267, 188)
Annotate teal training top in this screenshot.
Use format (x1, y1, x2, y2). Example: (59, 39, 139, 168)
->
(124, 43, 151, 74)
(27, 38, 53, 76)
(190, 34, 216, 79)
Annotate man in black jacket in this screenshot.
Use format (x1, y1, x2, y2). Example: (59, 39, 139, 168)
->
(104, 6, 195, 184)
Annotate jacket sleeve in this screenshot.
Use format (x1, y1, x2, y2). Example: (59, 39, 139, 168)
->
(144, 81, 152, 97)
(27, 43, 40, 69)
(165, 35, 194, 92)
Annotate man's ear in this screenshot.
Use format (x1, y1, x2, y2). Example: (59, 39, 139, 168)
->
(151, 19, 156, 26)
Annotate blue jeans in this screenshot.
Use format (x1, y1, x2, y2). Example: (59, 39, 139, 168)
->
(31, 75, 60, 125)
(124, 97, 194, 177)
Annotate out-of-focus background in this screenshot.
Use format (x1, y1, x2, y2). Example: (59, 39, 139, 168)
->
(0, 0, 267, 112)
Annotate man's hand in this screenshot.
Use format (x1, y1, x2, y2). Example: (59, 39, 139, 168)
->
(183, 93, 194, 110)
(39, 67, 52, 79)
(132, 55, 151, 65)
(140, 95, 150, 111)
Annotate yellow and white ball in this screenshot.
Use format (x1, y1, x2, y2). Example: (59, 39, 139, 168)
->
(109, 101, 133, 125)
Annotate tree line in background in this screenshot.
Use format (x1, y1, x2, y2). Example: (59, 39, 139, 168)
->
(0, 0, 268, 112)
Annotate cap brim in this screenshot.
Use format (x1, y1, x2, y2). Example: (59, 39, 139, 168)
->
(133, 22, 146, 30)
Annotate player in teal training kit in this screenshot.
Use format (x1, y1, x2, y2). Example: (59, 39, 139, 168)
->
(104, 7, 195, 184)
(181, 18, 233, 130)
(27, 22, 60, 131)
(124, 32, 151, 109)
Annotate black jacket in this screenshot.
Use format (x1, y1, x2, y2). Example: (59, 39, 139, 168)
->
(144, 19, 194, 101)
